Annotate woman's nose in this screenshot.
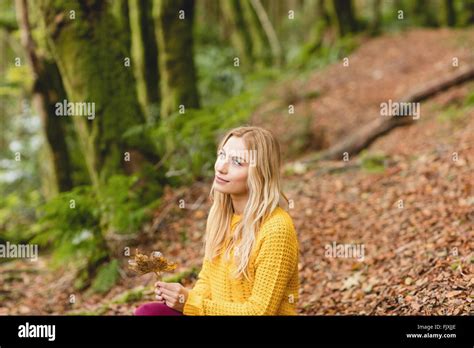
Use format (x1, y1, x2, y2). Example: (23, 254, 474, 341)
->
(215, 158, 228, 173)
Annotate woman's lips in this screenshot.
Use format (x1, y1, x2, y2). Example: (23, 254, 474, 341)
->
(215, 175, 230, 184)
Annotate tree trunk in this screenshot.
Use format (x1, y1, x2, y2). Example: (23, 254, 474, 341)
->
(444, 0, 456, 26)
(249, 0, 282, 66)
(39, 0, 159, 186)
(129, 0, 160, 117)
(312, 66, 474, 161)
(461, 0, 474, 26)
(317, 0, 332, 25)
(111, 0, 132, 52)
(412, 0, 439, 27)
(332, 0, 358, 37)
(369, 0, 382, 35)
(155, 0, 200, 118)
(15, 0, 73, 193)
(241, 0, 271, 68)
(295, 0, 331, 68)
(220, 0, 254, 69)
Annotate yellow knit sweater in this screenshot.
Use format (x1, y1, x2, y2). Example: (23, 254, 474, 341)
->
(183, 206, 300, 315)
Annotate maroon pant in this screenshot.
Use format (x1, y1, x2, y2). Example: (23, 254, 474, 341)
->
(134, 302, 184, 316)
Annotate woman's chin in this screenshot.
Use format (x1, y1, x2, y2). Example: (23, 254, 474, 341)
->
(213, 185, 228, 194)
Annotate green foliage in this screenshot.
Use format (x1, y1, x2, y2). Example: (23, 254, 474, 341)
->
(31, 185, 105, 269)
(100, 174, 160, 234)
(90, 259, 120, 294)
(457, 2, 474, 27)
(0, 190, 42, 244)
(464, 89, 474, 106)
(195, 44, 245, 107)
(31, 173, 159, 293)
(0, 103, 55, 243)
(0, 66, 33, 96)
(33, 174, 158, 260)
(437, 88, 474, 123)
(292, 35, 359, 71)
(111, 286, 145, 304)
(359, 152, 388, 173)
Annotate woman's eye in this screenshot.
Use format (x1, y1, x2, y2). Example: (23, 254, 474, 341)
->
(232, 158, 242, 166)
(217, 151, 225, 159)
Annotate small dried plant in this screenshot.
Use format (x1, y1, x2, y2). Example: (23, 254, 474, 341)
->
(128, 250, 177, 280)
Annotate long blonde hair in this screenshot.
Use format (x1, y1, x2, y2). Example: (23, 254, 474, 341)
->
(204, 126, 288, 279)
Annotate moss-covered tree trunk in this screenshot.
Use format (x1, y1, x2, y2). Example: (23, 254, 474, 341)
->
(15, 0, 73, 194)
(298, 0, 331, 65)
(369, 0, 382, 35)
(241, 0, 271, 68)
(461, 1, 474, 26)
(39, 0, 159, 186)
(444, 0, 456, 26)
(220, 0, 254, 69)
(155, 0, 200, 119)
(111, 0, 131, 51)
(332, 0, 358, 37)
(411, 0, 439, 27)
(34, 61, 75, 193)
(129, 0, 160, 117)
(249, 0, 282, 66)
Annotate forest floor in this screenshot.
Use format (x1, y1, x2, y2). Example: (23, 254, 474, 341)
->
(1, 28, 473, 315)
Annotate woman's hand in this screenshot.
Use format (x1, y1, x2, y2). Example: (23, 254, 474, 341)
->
(155, 281, 189, 312)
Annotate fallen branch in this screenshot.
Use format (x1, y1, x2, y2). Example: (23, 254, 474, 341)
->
(306, 66, 474, 162)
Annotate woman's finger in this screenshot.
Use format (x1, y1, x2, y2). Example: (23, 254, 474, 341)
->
(160, 287, 176, 298)
(161, 292, 173, 301)
(157, 281, 170, 290)
(161, 293, 177, 305)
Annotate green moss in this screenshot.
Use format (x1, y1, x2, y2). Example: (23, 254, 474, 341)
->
(219, 0, 253, 69)
(129, 0, 160, 112)
(240, 0, 271, 67)
(40, 0, 155, 186)
(155, 0, 200, 119)
(437, 89, 474, 124)
(112, 286, 145, 304)
(90, 259, 120, 294)
(359, 151, 387, 173)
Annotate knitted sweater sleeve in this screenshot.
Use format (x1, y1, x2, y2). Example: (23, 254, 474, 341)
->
(183, 218, 298, 315)
(189, 259, 212, 300)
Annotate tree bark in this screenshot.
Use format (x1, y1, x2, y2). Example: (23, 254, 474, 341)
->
(220, 0, 254, 69)
(299, 0, 331, 62)
(39, 0, 159, 186)
(312, 66, 474, 161)
(15, 0, 73, 193)
(444, 0, 456, 27)
(369, 0, 382, 35)
(461, 0, 474, 26)
(111, 0, 132, 51)
(155, 0, 200, 118)
(249, 0, 282, 66)
(241, 0, 271, 68)
(332, 0, 358, 37)
(129, 0, 160, 116)
(412, 0, 439, 27)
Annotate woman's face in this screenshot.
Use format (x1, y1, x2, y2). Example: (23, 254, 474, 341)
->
(214, 136, 249, 196)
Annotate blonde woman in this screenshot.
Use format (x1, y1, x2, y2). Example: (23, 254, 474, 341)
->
(134, 126, 300, 316)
